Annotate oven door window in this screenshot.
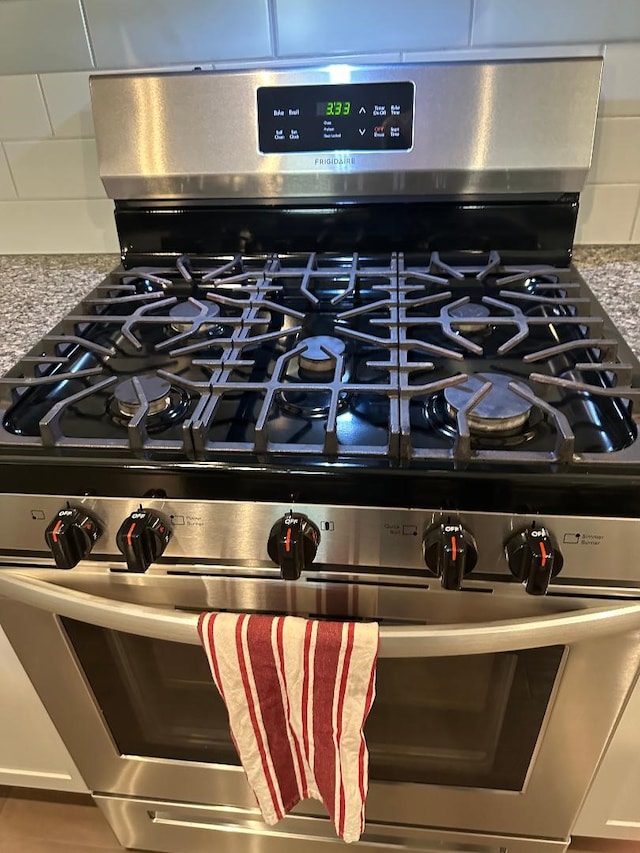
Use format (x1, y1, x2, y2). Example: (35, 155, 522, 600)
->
(61, 618, 563, 792)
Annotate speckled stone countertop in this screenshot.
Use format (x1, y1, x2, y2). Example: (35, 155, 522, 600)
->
(1, 247, 640, 376)
(0, 254, 118, 377)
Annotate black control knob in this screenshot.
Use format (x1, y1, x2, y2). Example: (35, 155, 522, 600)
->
(505, 525, 563, 595)
(267, 512, 320, 580)
(45, 507, 101, 569)
(116, 508, 171, 573)
(423, 522, 478, 590)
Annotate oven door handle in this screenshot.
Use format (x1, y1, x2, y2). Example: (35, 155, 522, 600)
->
(3, 572, 640, 657)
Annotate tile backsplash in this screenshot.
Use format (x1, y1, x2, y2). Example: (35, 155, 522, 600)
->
(0, 0, 639, 253)
(471, 0, 640, 46)
(83, 0, 273, 68)
(274, 0, 472, 56)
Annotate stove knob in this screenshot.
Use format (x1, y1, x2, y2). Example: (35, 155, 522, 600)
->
(267, 512, 320, 581)
(505, 525, 563, 595)
(45, 507, 101, 569)
(423, 522, 478, 590)
(116, 509, 171, 573)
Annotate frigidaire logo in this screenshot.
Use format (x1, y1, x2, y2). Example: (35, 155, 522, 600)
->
(314, 157, 356, 166)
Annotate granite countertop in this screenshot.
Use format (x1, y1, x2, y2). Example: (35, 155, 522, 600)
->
(0, 254, 119, 377)
(1, 247, 640, 376)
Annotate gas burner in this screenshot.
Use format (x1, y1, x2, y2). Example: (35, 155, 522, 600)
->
(278, 389, 350, 420)
(108, 373, 191, 434)
(298, 335, 346, 374)
(449, 303, 492, 335)
(168, 300, 223, 335)
(444, 372, 533, 435)
(114, 375, 172, 418)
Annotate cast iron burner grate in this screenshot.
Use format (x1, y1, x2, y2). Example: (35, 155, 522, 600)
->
(0, 251, 638, 468)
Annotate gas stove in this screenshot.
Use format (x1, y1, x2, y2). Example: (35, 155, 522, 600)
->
(7, 56, 640, 853)
(1, 250, 637, 470)
(2, 57, 640, 596)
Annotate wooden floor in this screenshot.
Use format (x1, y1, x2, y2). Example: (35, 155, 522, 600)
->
(1, 785, 639, 853)
(0, 787, 122, 853)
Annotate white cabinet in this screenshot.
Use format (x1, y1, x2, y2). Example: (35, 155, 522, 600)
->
(0, 624, 86, 792)
(574, 675, 640, 839)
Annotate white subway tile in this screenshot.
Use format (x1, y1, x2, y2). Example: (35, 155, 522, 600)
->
(588, 118, 640, 184)
(575, 185, 640, 244)
(83, 0, 273, 69)
(4, 139, 105, 200)
(0, 199, 118, 253)
(404, 44, 603, 63)
(275, 0, 472, 56)
(214, 53, 403, 70)
(472, 0, 640, 46)
(40, 72, 94, 138)
(600, 44, 640, 117)
(0, 0, 92, 75)
(0, 76, 51, 140)
(0, 146, 16, 200)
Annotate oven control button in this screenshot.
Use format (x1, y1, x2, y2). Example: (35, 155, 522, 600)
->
(267, 512, 320, 581)
(45, 507, 101, 569)
(116, 509, 171, 573)
(505, 526, 563, 595)
(422, 522, 478, 590)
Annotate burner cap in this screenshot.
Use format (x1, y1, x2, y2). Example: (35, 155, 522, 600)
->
(449, 302, 491, 333)
(114, 375, 172, 418)
(169, 300, 221, 334)
(444, 372, 532, 434)
(298, 335, 346, 374)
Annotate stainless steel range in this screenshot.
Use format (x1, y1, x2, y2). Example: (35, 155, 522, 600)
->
(2, 57, 640, 853)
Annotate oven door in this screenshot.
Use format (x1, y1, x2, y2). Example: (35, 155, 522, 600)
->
(1, 568, 640, 842)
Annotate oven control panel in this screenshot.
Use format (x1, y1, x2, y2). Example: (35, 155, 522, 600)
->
(257, 81, 414, 153)
(0, 495, 638, 594)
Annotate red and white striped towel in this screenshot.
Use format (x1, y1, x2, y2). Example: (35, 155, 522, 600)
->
(197, 612, 379, 843)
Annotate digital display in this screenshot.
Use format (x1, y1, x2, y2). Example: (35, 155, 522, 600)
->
(257, 82, 414, 154)
(316, 101, 352, 117)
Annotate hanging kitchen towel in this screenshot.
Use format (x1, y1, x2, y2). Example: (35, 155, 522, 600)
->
(197, 612, 379, 843)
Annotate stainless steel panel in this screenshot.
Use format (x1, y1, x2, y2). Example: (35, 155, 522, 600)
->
(1, 493, 639, 586)
(4, 571, 640, 656)
(0, 586, 638, 839)
(95, 795, 569, 853)
(90, 59, 602, 199)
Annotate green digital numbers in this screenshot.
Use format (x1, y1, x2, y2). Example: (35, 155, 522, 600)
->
(323, 101, 352, 116)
